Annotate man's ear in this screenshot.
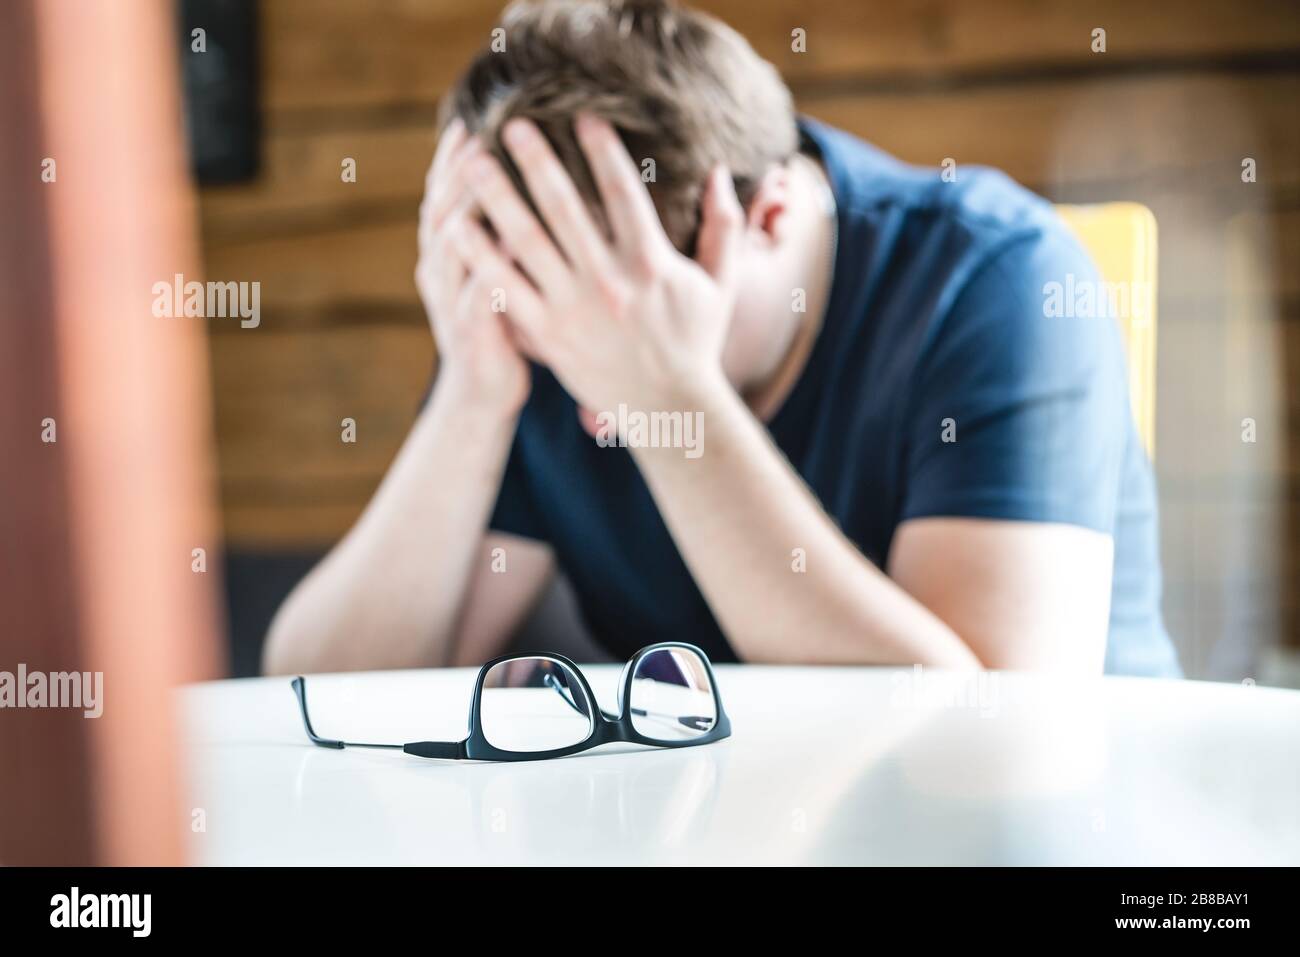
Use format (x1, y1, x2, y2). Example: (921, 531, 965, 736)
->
(744, 165, 791, 243)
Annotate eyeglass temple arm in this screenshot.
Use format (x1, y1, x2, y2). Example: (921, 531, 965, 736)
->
(290, 677, 465, 759)
(543, 673, 714, 730)
(542, 673, 620, 721)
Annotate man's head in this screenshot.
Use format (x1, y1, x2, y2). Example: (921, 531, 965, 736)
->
(441, 0, 799, 258)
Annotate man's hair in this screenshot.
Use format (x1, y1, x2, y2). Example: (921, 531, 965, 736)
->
(440, 0, 798, 255)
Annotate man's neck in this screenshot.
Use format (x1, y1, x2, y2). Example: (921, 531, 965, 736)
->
(744, 153, 836, 422)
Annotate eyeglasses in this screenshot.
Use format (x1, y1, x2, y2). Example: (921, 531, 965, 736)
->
(290, 642, 731, 762)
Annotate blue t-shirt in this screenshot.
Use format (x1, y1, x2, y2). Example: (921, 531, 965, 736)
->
(488, 117, 1180, 677)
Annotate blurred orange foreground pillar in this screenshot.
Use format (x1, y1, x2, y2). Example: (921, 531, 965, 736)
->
(0, 0, 222, 864)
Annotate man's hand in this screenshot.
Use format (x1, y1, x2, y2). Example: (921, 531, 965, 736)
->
(416, 118, 530, 416)
(456, 114, 745, 420)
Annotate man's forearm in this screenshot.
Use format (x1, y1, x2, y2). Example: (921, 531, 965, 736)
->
(629, 373, 981, 668)
(263, 375, 519, 674)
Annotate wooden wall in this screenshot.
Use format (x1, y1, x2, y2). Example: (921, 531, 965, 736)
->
(199, 0, 1300, 676)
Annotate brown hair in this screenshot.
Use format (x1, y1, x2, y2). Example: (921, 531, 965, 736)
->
(440, 0, 798, 255)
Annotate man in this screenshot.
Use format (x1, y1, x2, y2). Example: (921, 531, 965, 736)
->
(264, 0, 1180, 677)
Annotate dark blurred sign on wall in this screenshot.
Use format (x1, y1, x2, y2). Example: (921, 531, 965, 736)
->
(179, 0, 259, 184)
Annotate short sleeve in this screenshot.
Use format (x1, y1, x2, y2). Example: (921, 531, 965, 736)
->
(901, 228, 1131, 533)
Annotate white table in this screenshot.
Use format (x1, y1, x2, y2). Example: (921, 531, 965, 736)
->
(179, 666, 1300, 865)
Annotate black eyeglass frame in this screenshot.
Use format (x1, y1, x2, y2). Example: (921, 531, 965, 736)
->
(290, 641, 732, 762)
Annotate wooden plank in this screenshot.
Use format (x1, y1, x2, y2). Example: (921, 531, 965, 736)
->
(809, 72, 1300, 200)
(258, 0, 1300, 112)
(1149, 302, 1298, 482)
(203, 220, 420, 319)
(199, 123, 436, 240)
(1260, 205, 1300, 302)
(210, 321, 428, 546)
(209, 321, 433, 484)
(1288, 309, 1300, 422)
(199, 70, 1300, 238)
(210, 322, 433, 547)
(723, 0, 1300, 86)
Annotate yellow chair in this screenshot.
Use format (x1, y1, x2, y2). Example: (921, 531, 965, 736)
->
(1054, 203, 1158, 458)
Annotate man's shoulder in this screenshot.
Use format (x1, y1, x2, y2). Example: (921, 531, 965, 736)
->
(803, 120, 1125, 408)
(803, 116, 1080, 266)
